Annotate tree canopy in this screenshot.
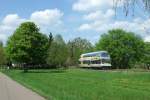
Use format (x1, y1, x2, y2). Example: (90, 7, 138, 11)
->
(47, 34, 68, 67)
(142, 42, 150, 69)
(96, 29, 145, 69)
(0, 42, 6, 65)
(6, 22, 49, 65)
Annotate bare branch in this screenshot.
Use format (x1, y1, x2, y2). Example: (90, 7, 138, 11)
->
(115, 0, 150, 16)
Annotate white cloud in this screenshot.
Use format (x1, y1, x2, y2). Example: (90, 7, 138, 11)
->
(73, 0, 113, 12)
(145, 36, 150, 42)
(83, 9, 115, 21)
(0, 14, 25, 43)
(30, 9, 63, 26)
(1, 14, 25, 34)
(2, 14, 25, 26)
(0, 9, 64, 44)
(78, 24, 92, 30)
(79, 9, 115, 31)
(73, 0, 150, 42)
(30, 9, 65, 34)
(78, 18, 150, 42)
(73, 0, 123, 12)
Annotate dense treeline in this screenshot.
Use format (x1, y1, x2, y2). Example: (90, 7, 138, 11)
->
(0, 22, 149, 70)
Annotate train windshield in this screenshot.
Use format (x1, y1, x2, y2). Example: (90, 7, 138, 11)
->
(101, 52, 109, 57)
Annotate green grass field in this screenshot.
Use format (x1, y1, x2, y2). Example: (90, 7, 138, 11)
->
(2, 69, 150, 100)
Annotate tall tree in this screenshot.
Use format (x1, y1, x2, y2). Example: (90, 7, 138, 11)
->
(47, 34, 68, 67)
(48, 32, 53, 47)
(96, 29, 145, 69)
(6, 22, 49, 69)
(0, 41, 6, 65)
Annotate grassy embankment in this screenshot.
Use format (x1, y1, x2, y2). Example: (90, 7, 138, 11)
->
(2, 68, 150, 100)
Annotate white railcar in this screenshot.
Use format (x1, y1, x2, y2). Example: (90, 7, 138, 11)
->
(79, 51, 111, 68)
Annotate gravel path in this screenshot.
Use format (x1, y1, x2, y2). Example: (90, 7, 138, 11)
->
(0, 72, 45, 100)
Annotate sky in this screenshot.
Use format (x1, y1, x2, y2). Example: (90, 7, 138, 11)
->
(0, 0, 150, 44)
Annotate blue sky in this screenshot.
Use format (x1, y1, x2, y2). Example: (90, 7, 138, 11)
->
(0, 0, 150, 44)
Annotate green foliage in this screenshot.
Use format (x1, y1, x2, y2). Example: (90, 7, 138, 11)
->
(96, 29, 145, 69)
(6, 22, 49, 65)
(142, 42, 150, 69)
(67, 37, 93, 65)
(47, 34, 68, 67)
(0, 43, 6, 65)
(0, 41, 3, 47)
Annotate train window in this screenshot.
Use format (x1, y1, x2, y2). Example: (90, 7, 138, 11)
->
(83, 61, 90, 64)
(91, 60, 101, 64)
(101, 59, 111, 64)
(101, 53, 109, 57)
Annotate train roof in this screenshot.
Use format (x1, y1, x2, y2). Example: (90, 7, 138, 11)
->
(81, 51, 108, 57)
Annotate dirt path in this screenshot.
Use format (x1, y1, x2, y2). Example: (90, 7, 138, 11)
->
(0, 72, 45, 100)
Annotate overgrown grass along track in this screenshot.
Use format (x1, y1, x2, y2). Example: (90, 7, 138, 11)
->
(2, 69, 150, 100)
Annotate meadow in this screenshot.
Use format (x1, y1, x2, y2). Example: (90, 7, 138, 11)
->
(2, 69, 150, 100)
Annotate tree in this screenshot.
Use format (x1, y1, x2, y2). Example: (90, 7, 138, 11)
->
(115, 0, 150, 16)
(0, 41, 6, 65)
(67, 37, 93, 65)
(47, 34, 68, 68)
(96, 29, 145, 69)
(48, 32, 53, 47)
(143, 42, 150, 69)
(6, 22, 49, 71)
